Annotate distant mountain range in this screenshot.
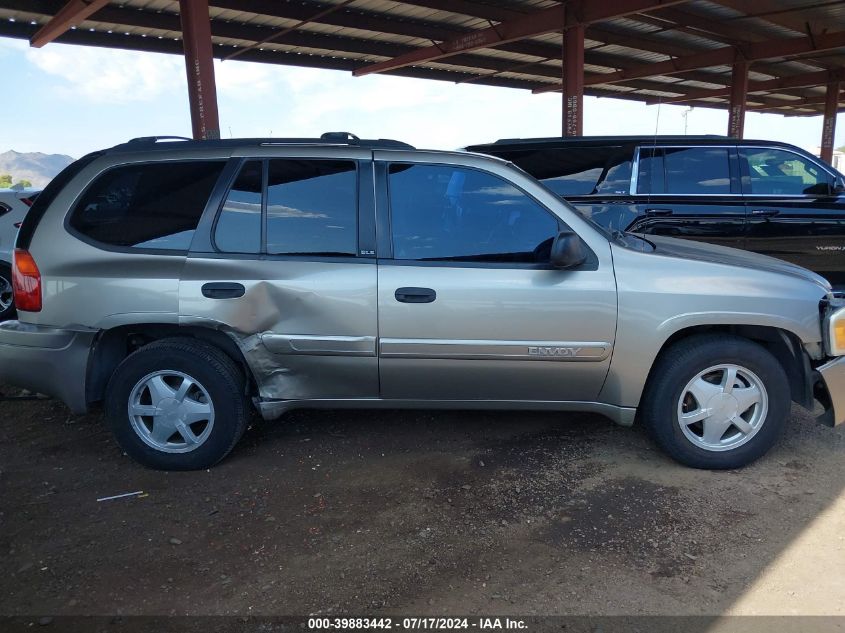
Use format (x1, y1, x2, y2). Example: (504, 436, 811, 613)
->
(0, 150, 75, 189)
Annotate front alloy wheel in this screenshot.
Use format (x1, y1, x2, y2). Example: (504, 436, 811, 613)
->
(677, 364, 768, 452)
(642, 334, 790, 469)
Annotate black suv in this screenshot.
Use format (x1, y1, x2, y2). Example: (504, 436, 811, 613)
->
(467, 136, 845, 289)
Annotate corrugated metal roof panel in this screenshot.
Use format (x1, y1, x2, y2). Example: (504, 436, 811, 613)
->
(0, 0, 839, 117)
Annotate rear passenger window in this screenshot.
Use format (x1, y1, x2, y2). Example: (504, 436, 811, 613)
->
(500, 146, 633, 196)
(69, 161, 225, 250)
(212, 159, 358, 257)
(266, 160, 357, 256)
(637, 147, 732, 195)
(215, 161, 262, 254)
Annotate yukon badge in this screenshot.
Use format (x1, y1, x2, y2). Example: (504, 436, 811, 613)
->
(528, 346, 583, 358)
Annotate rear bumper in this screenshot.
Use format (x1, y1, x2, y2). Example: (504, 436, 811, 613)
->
(0, 321, 97, 414)
(817, 356, 845, 427)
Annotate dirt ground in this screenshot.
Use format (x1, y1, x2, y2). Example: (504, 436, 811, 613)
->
(2, 382, 844, 622)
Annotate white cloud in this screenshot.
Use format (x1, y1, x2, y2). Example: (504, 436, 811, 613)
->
(214, 58, 276, 99)
(24, 44, 185, 104)
(3, 39, 842, 155)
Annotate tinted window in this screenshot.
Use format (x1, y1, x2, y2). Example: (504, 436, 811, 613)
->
(636, 148, 663, 194)
(70, 161, 225, 250)
(744, 148, 832, 195)
(637, 147, 731, 195)
(543, 152, 633, 196)
(265, 160, 357, 256)
(215, 161, 262, 253)
(388, 164, 559, 263)
(664, 147, 731, 194)
(498, 146, 633, 196)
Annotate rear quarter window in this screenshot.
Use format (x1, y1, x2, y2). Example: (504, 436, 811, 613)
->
(68, 160, 226, 251)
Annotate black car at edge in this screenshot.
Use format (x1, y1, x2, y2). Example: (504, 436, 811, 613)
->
(467, 136, 845, 289)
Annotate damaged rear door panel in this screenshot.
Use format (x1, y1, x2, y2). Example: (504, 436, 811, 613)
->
(179, 147, 379, 402)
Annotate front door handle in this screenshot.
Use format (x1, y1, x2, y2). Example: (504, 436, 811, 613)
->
(202, 282, 246, 299)
(644, 208, 673, 216)
(395, 287, 436, 304)
(751, 208, 780, 218)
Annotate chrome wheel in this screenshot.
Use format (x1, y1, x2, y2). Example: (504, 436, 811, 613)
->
(0, 273, 12, 313)
(128, 370, 215, 453)
(677, 364, 768, 452)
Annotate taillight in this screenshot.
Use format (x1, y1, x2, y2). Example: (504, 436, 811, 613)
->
(12, 249, 41, 312)
(21, 198, 34, 207)
(13, 222, 22, 229)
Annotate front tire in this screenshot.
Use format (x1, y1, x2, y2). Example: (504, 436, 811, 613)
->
(641, 334, 790, 469)
(0, 263, 16, 322)
(105, 338, 249, 470)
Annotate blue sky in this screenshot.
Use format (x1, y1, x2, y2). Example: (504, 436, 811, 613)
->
(0, 36, 842, 159)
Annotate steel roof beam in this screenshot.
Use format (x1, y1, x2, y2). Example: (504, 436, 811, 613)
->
(645, 68, 845, 104)
(351, 0, 689, 78)
(30, 0, 110, 47)
(12, 0, 738, 90)
(535, 29, 845, 93)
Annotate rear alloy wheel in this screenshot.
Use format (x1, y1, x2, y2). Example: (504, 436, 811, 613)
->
(128, 370, 216, 454)
(106, 338, 249, 470)
(642, 334, 790, 469)
(0, 264, 15, 321)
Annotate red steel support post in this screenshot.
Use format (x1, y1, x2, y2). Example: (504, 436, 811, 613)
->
(821, 80, 840, 164)
(563, 23, 585, 137)
(727, 60, 748, 138)
(179, 0, 220, 140)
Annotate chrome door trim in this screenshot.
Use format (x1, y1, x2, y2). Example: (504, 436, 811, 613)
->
(379, 338, 611, 361)
(261, 334, 377, 356)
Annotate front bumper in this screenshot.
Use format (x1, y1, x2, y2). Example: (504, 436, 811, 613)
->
(0, 321, 97, 414)
(817, 356, 845, 427)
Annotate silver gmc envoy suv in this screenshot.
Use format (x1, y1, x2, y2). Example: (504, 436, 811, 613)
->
(2, 134, 844, 471)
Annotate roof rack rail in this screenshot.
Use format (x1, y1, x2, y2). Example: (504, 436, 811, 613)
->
(125, 136, 194, 144)
(112, 133, 414, 152)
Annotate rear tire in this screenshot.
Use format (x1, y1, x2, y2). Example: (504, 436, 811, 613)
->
(0, 263, 16, 322)
(105, 338, 249, 470)
(641, 334, 790, 469)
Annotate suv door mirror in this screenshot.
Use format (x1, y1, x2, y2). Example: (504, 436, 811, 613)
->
(550, 231, 588, 269)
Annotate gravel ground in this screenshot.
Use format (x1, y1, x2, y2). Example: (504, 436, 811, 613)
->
(1, 382, 844, 620)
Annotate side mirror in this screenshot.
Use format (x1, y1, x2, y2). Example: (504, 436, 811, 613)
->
(550, 231, 588, 269)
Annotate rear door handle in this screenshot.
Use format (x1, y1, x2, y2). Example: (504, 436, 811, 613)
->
(395, 287, 436, 304)
(644, 208, 673, 216)
(751, 209, 780, 217)
(201, 282, 246, 299)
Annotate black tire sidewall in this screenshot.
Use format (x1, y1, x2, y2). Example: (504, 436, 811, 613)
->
(644, 337, 791, 469)
(106, 344, 245, 470)
(0, 263, 16, 322)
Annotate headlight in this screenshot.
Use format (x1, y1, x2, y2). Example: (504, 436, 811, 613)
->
(826, 307, 845, 357)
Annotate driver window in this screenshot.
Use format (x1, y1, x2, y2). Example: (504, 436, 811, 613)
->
(387, 163, 559, 264)
(744, 148, 832, 195)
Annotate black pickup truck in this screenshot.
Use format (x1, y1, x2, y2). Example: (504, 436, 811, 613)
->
(467, 136, 845, 289)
